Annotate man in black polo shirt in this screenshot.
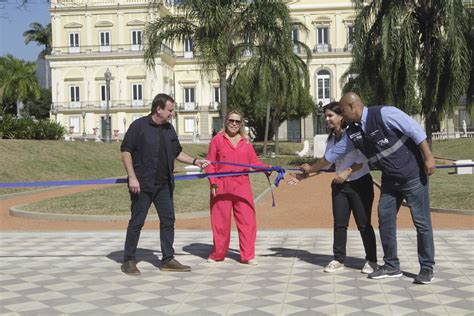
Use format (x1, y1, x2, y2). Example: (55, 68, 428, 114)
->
(120, 93, 210, 275)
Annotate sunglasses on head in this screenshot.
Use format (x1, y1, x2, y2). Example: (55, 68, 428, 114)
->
(227, 119, 241, 124)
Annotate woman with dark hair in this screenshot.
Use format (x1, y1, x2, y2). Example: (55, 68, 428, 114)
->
(205, 110, 269, 265)
(289, 101, 377, 274)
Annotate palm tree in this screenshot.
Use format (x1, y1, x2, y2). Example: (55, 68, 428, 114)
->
(145, 0, 248, 121)
(348, 0, 471, 144)
(232, 1, 314, 155)
(0, 54, 41, 117)
(23, 22, 52, 58)
(23, 22, 52, 89)
(144, 0, 299, 124)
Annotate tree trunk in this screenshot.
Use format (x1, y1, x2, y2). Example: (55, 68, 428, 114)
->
(219, 70, 227, 129)
(424, 110, 435, 150)
(273, 117, 280, 155)
(420, 2, 435, 150)
(263, 102, 271, 157)
(16, 100, 23, 118)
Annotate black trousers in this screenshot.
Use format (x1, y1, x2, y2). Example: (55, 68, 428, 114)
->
(123, 183, 175, 263)
(331, 173, 377, 263)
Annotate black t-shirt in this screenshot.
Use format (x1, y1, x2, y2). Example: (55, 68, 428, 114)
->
(155, 124, 170, 184)
(120, 115, 182, 191)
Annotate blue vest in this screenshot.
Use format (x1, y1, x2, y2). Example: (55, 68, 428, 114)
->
(346, 106, 425, 182)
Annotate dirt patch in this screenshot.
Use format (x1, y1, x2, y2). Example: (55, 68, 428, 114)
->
(1, 173, 472, 231)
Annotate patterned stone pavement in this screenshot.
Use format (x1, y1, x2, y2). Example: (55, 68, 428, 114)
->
(0, 229, 473, 315)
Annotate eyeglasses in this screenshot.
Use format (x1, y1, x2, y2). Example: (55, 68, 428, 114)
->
(227, 119, 241, 125)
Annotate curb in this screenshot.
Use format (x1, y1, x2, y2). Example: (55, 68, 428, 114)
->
(9, 206, 210, 222)
(0, 186, 66, 200)
(7, 184, 273, 222)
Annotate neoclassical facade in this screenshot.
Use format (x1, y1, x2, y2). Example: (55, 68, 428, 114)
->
(48, 0, 357, 142)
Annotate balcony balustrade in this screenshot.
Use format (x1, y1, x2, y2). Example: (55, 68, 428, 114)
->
(177, 102, 199, 112)
(52, 99, 153, 112)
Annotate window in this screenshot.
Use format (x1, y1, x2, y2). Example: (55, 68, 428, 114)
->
(184, 37, 193, 58)
(183, 87, 195, 110)
(132, 83, 143, 107)
(69, 85, 80, 107)
(184, 87, 195, 103)
(69, 116, 80, 134)
(214, 87, 220, 103)
(243, 36, 253, 56)
(99, 31, 111, 52)
(212, 87, 220, 110)
(346, 25, 355, 51)
(316, 27, 329, 52)
(316, 70, 330, 105)
(291, 28, 300, 53)
(184, 118, 195, 133)
(100, 84, 109, 107)
(68, 32, 80, 53)
(131, 30, 143, 51)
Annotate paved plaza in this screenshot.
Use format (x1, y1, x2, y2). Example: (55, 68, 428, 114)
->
(1, 229, 473, 315)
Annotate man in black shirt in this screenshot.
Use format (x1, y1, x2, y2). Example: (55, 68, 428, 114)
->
(120, 93, 210, 275)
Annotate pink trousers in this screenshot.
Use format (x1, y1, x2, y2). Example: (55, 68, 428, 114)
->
(208, 193, 256, 262)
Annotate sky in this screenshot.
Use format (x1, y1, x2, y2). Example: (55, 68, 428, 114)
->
(0, 0, 51, 61)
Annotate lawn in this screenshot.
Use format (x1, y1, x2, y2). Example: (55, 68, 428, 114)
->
(1, 138, 472, 213)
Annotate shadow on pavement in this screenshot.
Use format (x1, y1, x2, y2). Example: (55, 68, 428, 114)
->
(183, 242, 241, 261)
(264, 247, 367, 270)
(107, 248, 162, 267)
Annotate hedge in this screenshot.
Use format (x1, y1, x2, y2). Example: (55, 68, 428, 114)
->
(0, 115, 65, 140)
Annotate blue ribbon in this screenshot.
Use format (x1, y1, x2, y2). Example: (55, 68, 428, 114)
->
(0, 162, 287, 207)
(435, 164, 474, 169)
(0, 169, 279, 188)
(209, 161, 286, 206)
(210, 161, 286, 187)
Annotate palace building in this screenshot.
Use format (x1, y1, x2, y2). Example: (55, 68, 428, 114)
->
(47, 0, 369, 142)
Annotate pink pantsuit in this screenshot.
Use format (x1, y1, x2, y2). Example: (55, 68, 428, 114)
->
(206, 132, 268, 262)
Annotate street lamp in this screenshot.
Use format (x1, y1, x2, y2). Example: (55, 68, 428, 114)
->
(81, 110, 86, 138)
(104, 68, 112, 142)
(123, 117, 127, 132)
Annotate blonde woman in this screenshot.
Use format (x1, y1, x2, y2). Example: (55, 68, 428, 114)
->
(205, 110, 269, 264)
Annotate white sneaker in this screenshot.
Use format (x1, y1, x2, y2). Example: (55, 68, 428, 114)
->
(207, 258, 217, 263)
(324, 260, 344, 273)
(361, 261, 378, 274)
(246, 259, 258, 266)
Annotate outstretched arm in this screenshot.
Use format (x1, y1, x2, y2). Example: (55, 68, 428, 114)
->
(176, 151, 210, 169)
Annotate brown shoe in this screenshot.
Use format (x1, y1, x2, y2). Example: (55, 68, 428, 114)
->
(121, 260, 141, 275)
(160, 258, 191, 272)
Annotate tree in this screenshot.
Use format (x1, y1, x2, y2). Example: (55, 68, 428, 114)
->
(26, 88, 52, 119)
(144, 0, 301, 125)
(145, 0, 248, 122)
(23, 22, 52, 58)
(23, 22, 52, 89)
(229, 1, 314, 155)
(0, 54, 41, 117)
(347, 0, 471, 144)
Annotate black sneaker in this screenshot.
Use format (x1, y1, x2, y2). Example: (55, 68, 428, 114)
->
(414, 268, 434, 284)
(160, 258, 191, 272)
(121, 260, 141, 275)
(368, 265, 402, 279)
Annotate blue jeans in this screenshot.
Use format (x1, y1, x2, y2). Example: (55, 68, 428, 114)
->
(124, 183, 175, 263)
(378, 176, 435, 270)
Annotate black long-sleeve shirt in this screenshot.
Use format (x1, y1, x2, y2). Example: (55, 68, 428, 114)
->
(121, 115, 182, 192)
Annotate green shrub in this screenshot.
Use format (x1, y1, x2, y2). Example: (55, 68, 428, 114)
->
(0, 114, 65, 140)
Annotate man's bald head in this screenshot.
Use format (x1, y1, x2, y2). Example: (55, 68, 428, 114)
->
(339, 92, 364, 122)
